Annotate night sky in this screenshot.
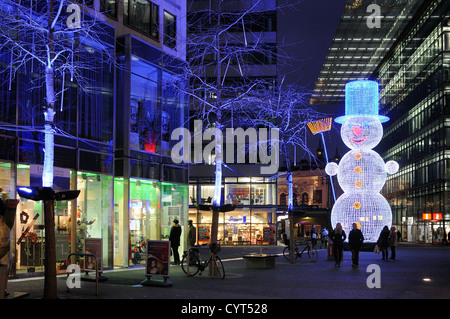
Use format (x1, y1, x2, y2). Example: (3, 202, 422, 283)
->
(278, 0, 348, 164)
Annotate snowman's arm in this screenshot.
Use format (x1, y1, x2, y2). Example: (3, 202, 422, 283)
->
(385, 160, 399, 175)
(325, 162, 339, 176)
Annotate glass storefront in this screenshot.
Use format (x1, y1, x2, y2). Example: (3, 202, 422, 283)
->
(14, 164, 72, 274)
(189, 177, 277, 245)
(11, 165, 114, 275)
(224, 178, 276, 206)
(76, 172, 114, 269)
(417, 219, 449, 244)
(129, 178, 161, 266)
(113, 177, 188, 267)
(161, 182, 188, 259)
(188, 206, 276, 245)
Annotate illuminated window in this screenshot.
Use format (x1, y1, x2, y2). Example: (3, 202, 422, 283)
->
(164, 11, 176, 49)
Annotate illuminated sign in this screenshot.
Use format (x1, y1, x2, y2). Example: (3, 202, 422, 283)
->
(229, 216, 247, 223)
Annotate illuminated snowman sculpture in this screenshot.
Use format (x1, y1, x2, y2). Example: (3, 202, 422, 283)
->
(326, 80, 399, 242)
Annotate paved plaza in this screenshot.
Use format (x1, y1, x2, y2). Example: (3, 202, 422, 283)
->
(7, 243, 450, 302)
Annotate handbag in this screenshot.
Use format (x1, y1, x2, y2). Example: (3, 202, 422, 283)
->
(374, 245, 380, 254)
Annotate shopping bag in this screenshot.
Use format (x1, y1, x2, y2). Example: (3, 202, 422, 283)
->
(374, 245, 380, 254)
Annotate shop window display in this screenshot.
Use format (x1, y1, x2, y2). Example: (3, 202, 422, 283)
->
(76, 172, 113, 268)
(189, 207, 276, 246)
(14, 164, 76, 274)
(129, 179, 161, 265)
(225, 182, 276, 206)
(161, 182, 188, 263)
(129, 59, 159, 154)
(224, 209, 251, 244)
(113, 178, 127, 267)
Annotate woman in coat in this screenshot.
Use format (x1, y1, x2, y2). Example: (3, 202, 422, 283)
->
(389, 226, 398, 260)
(377, 226, 390, 261)
(330, 223, 346, 267)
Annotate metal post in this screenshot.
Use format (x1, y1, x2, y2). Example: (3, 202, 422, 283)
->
(67, 253, 99, 296)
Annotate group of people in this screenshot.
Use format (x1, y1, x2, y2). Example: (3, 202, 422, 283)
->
(329, 223, 398, 268)
(168, 219, 197, 265)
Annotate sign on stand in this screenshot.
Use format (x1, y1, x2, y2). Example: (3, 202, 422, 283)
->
(141, 240, 172, 287)
(84, 238, 108, 281)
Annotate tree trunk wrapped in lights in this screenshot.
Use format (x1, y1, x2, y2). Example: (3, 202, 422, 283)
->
(0, 0, 115, 298)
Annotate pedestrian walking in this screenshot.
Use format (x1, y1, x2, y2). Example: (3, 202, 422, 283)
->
(330, 222, 346, 267)
(377, 225, 390, 261)
(389, 226, 397, 260)
(169, 219, 182, 265)
(187, 219, 196, 247)
(311, 225, 317, 247)
(348, 223, 364, 268)
(320, 227, 328, 249)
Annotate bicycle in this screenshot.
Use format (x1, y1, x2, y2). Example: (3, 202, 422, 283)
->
(131, 238, 147, 265)
(181, 243, 225, 279)
(283, 240, 318, 262)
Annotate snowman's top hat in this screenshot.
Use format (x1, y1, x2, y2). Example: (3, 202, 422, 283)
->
(335, 80, 390, 124)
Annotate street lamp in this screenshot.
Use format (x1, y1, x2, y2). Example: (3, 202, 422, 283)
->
(17, 186, 80, 299)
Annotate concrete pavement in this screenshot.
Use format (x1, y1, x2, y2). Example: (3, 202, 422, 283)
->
(6, 243, 450, 301)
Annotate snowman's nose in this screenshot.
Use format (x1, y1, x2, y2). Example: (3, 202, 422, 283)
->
(352, 126, 363, 136)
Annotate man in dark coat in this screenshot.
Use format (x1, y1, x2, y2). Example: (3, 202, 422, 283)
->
(169, 219, 182, 265)
(187, 219, 196, 247)
(377, 226, 390, 261)
(348, 223, 364, 268)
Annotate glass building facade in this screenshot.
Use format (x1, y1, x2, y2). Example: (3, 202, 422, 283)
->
(313, 0, 450, 244)
(189, 174, 277, 245)
(376, 0, 450, 244)
(0, 0, 188, 277)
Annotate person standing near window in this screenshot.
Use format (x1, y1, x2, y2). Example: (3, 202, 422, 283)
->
(169, 219, 182, 265)
(187, 220, 196, 247)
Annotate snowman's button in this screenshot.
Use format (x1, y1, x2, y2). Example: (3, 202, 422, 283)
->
(355, 181, 363, 188)
(354, 166, 362, 174)
(353, 202, 361, 209)
(354, 153, 362, 160)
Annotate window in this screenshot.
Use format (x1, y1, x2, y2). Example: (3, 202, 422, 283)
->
(163, 11, 176, 48)
(125, 0, 159, 40)
(129, 58, 159, 153)
(100, 0, 118, 18)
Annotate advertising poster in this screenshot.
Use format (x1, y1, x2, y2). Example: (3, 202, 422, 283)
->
(85, 238, 103, 272)
(263, 227, 276, 245)
(146, 240, 170, 278)
(55, 233, 70, 262)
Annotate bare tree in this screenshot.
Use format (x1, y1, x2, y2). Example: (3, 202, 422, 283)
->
(170, 0, 284, 273)
(164, 0, 323, 270)
(0, 0, 115, 298)
(0, 0, 115, 187)
(232, 82, 325, 263)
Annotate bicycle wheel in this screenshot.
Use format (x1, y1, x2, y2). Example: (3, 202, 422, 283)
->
(181, 253, 201, 276)
(214, 256, 225, 279)
(283, 246, 299, 261)
(131, 252, 141, 265)
(308, 246, 319, 262)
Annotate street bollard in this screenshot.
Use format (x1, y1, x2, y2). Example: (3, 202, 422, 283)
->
(327, 243, 334, 260)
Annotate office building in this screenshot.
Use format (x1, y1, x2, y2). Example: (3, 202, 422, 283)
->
(313, 0, 450, 243)
(0, 0, 188, 276)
